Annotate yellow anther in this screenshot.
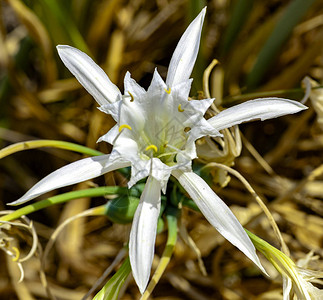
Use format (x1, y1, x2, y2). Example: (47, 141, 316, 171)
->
(178, 104, 184, 112)
(128, 91, 134, 102)
(145, 145, 158, 153)
(119, 124, 132, 132)
(164, 87, 171, 94)
(12, 247, 20, 262)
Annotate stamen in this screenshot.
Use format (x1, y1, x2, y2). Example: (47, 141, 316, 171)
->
(164, 87, 171, 94)
(12, 246, 20, 262)
(119, 124, 132, 132)
(178, 104, 184, 112)
(128, 91, 134, 102)
(145, 144, 158, 153)
(165, 144, 192, 161)
(157, 151, 177, 159)
(165, 144, 180, 152)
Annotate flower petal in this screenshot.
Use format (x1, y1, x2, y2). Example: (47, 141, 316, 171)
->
(128, 157, 150, 188)
(172, 170, 267, 273)
(166, 7, 206, 87)
(98, 100, 121, 122)
(57, 45, 121, 106)
(188, 117, 221, 145)
(9, 155, 130, 205)
(283, 277, 293, 300)
(151, 158, 172, 193)
(183, 98, 214, 120)
(208, 98, 307, 131)
(147, 68, 167, 94)
(124, 71, 146, 99)
(97, 124, 119, 145)
(129, 176, 161, 293)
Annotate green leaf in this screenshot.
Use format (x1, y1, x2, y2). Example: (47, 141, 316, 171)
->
(93, 257, 131, 300)
(220, 0, 254, 56)
(34, 0, 90, 53)
(246, 0, 316, 89)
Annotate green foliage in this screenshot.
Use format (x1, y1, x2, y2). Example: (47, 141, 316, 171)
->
(93, 257, 131, 300)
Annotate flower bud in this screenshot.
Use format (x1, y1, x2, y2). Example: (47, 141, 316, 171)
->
(105, 195, 139, 224)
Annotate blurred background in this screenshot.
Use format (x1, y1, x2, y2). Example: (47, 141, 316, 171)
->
(0, 0, 323, 299)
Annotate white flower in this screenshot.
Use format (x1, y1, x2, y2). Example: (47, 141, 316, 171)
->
(249, 230, 323, 300)
(283, 251, 323, 300)
(9, 7, 307, 293)
(283, 267, 323, 300)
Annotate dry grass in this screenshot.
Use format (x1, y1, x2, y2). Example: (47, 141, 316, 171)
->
(0, 0, 322, 299)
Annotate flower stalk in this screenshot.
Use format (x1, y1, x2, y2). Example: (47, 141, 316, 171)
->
(0, 187, 128, 223)
(0, 139, 103, 159)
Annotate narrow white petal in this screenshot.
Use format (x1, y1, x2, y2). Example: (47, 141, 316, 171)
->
(9, 155, 130, 205)
(98, 100, 121, 122)
(151, 158, 172, 193)
(188, 118, 221, 145)
(57, 45, 121, 106)
(124, 71, 146, 98)
(127, 157, 150, 188)
(147, 68, 167, 93)
(183, 98, 214, 119)
(129, 176, 161, 294)
(172, 170, 266, 273)
(283, 277, 292, 300)
(97, 124, 119, 145)
(208, 98, 307, 131)
(166, 7, 206, 87)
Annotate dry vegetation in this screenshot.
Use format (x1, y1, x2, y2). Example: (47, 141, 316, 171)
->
(0, 0, 322, 299)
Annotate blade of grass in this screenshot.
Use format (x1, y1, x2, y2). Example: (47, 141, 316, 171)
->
(224, 8, 280, 96)
(35, 0, 90, 54)
(261, 30, 323, 91)
(220, 0, 254, 57)
(93, 257, 131, 300)
(246, 0, 316, 90)
(87, 0, 119, 52)
(7, 0, 57, 83)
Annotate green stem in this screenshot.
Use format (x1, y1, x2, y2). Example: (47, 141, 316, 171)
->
(245, 228, 271, 253)
(182, 197, 199, 212)
(0, 139, 104, 159)
(1, 186, 128, 222)
(165, 206, 179, 245)
(224, 85, 323, 105)
(141, 206, 178, 300)
(245, 228, 295, 268)
(93, 256, 131, 300)
(245, 228, 304, 292)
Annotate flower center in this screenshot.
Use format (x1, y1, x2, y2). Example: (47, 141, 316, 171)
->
(120, 88, 190, 166)
(139, 124, 187, 165)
